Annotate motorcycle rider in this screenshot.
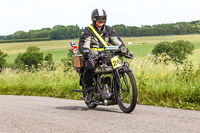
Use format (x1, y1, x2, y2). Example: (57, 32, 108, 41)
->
(79, 9, 133, 101)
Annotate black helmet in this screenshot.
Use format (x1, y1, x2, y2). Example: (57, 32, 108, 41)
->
(91, 9, 107, 24)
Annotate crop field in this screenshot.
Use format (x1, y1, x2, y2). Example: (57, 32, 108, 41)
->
(1, 34, 200, 64)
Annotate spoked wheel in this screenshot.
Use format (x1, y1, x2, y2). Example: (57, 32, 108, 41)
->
(82, 87, 97, 109)
(116, 71, 137, 113)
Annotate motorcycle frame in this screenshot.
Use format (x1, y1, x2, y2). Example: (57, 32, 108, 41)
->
(80, 59, 132, 105)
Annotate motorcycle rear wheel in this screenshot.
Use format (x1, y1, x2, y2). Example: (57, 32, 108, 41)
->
(82, 87, 97, 109)
(116, 71, 137, 113)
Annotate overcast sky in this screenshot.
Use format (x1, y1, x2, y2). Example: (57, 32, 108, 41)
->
(0, 0, 200, 35)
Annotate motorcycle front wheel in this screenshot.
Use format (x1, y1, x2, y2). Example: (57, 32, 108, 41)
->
(116, 71, 137, 113)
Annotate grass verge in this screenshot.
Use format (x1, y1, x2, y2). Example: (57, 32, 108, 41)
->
(0, 58, 200, 111)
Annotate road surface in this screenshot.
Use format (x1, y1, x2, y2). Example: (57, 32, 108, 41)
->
(0, 95, 199, 133)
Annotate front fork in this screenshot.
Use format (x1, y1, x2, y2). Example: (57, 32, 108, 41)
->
(113, 67, 131, 100)
(113, 68, 122, 90)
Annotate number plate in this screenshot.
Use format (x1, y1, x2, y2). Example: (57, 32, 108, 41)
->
(111, 56, 122, 69)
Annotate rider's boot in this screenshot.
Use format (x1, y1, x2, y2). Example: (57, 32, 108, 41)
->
(85, 86, 94, 104)
(85, 91, 92, 104)
(86, 86, 94, 91)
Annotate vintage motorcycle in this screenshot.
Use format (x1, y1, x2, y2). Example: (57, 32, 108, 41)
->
(73, 46, 137, 113)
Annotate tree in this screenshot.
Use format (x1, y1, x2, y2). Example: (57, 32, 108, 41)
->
(195, 23, 200, 33)
(65, 25, 80, 38)
(13, 31, 28, 39)
(29, 28, 51, 39)
(15, 46, 43, 69)
(0, 49, 7, 72)
(112, 24, 129, 36)
(50, 25, 67, 40)
(152, 40, 194, 63)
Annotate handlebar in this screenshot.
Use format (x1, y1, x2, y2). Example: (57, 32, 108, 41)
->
(104, 46, 127, 53)
(96, 46, 132, 59)
(88, 46, 133, 60)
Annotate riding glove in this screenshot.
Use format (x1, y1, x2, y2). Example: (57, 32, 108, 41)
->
(88, 53, 98, 60)
(125, 50, 133, 58)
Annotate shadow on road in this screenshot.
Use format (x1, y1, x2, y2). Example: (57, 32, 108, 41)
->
(56, 106, 122, 113)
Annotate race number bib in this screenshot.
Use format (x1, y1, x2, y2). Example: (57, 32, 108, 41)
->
(111, 56, 122, 69)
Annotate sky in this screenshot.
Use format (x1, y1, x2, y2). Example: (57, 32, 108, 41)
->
(0, 0, 200, 35)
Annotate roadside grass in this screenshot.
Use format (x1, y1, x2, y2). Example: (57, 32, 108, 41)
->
(0, 64, 81, 100)
(0, 57, 199, 110)
(131, 57, 200, 110)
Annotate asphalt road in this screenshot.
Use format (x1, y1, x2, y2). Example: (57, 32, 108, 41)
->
(0, 95, 199, 133)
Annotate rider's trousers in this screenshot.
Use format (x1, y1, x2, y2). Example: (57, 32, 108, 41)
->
(83, 59, 97, 87)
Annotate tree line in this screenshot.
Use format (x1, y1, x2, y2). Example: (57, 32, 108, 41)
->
(0, 25, 81, 43)
(0, 20, 200, 42)
(113, 20, 200, 37)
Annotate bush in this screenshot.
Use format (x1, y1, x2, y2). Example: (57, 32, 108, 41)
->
(152, 40, 194, 63)
(42, 53, 55, 71)
(0, 49, 7, 72)
(169, 40, 194, 62)
(44, 53, 53, 64)
(14, 53, 24, 68)
(60, 49, 80, 72)
(15, 46, 43, 69)
(152, 41, 171, 56)
(61, 49, 73, 72)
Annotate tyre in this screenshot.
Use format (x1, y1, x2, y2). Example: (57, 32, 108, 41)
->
(82, 87, 97, 109)
(116, 71, 137, 113)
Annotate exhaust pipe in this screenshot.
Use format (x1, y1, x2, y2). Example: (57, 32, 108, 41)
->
(104, 99, 115, 106)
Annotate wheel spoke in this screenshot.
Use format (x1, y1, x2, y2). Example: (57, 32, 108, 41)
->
(121, 91, 128, 99)
(123, 74, 130, 91)
(116, 71, 137, 113)
(118, 72, 134, 107)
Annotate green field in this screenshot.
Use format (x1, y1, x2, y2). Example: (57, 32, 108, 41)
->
(1, 34, 200, 64)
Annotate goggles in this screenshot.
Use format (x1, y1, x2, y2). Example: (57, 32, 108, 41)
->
(96, 17, 106, 23)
